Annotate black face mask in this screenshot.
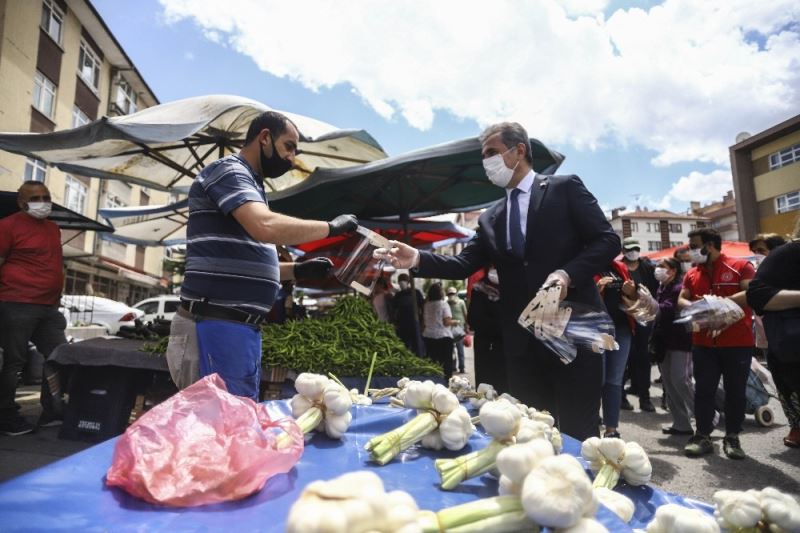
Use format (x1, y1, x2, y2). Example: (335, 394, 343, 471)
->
(260, 134, 293, 179)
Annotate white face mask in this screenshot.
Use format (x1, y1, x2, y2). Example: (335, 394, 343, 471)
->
(654, 267, 669, 283)
(26, 201, 52, 219)
(487, 269, 499, 285)
(447, 294, 457, 302)
(482, 147, 519, 188)
(624, 250, 640, 261)
(688, 248, 708, 264)
(681, 261, 692, 273)
(399, 281, 409, 290)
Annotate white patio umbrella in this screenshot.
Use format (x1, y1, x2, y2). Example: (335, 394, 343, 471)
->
(0, 95, 387, 192)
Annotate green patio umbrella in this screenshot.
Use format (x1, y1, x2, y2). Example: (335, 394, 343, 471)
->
(268, 136, 564, 221)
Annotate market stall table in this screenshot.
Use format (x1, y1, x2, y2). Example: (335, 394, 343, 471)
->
(0, 401, 714, 531)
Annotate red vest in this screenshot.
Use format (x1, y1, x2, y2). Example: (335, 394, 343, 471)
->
(683, 254, 755, 348)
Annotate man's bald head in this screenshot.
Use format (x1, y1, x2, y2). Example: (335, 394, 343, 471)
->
(17, 181, 51, 213)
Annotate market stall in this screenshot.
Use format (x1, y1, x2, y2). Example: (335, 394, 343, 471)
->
(0, 399, 713, 532)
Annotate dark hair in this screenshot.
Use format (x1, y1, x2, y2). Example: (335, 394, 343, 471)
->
(397, 273, 410, 282)
(244, 111, 297, 145)
(479, 122, 533, 165)
(657, 257, 680, 272)
(749, 233, 787, 252)
(673, 247, 689, 260)
(426, 282, 444, 302)
(687, 227, 721, 251)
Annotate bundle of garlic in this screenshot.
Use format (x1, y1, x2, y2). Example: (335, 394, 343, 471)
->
(448, 375, 474, 400)
(286, 471, 421, 533)
(713, 487, 800, 533)
(425, 446, 606, 532)
(364, 380, 474, 465)
(348, 388, 372, 406)
(645, 503, 720, 533)
(580, 436, 652, 489)
(288, 373, 353, 440)
(469, 383, 498, 409)
(435, 399, 561, 490)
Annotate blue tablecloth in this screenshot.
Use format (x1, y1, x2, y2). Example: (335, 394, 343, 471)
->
(0, 401, 713, 531)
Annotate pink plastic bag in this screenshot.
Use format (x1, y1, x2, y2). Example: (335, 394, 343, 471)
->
(106, 373, 303, 506)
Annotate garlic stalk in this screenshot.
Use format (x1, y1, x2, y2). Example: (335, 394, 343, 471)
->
(593, 487, 634, 523)
(580, 436, 652, 489)
(365, 381, 474, 465)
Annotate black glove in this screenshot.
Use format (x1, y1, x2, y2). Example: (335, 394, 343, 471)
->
(294, 258, 334, 281)
(327, 214, 358, 237)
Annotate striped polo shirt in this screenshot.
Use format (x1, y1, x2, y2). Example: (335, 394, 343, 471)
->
(181, 154, 280, 316)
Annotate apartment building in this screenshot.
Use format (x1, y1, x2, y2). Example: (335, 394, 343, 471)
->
(730, 113, 800, 240)
(0, 0, 168, 304)
(690, 190, 740, 241)
(609, 207, 708, 252)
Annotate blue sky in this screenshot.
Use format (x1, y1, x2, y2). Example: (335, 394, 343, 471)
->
(92, 0, 799, 214)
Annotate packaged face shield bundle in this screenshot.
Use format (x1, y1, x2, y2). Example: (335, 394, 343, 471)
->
(518, 285, 619, 364)
(622, 285, 659, 325)
(674, 294, 744, 337)
(334, 226, 391, 296)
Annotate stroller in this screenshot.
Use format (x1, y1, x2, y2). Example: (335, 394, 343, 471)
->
(715, 357, 778, 427)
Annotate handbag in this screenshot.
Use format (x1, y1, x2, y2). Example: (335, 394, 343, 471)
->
(463, 334, 473, 348)
(762, 309, 800, 361)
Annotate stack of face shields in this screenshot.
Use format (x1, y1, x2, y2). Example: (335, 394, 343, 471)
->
(622, 285, 659, 325)
(518, 285, 619, 364)
(334, 226, 391, 296)
(675, 294, 745, 337)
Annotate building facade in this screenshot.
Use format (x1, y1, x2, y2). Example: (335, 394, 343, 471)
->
(0, 0, 168, 304)
(609, 208, 708, 252)
(730, 113, 800, 240)
(690, 190, 740, 241)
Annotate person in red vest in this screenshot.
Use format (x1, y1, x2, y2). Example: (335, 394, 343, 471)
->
(0, 181, 67, 436)
(679, 227, 755, 460)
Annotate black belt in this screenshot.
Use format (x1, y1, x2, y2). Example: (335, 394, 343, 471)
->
(181, 300, 266, 326)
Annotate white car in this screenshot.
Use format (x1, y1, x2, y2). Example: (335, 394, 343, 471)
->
(61, 295, 145, 335)
(133, 295, 181, 324)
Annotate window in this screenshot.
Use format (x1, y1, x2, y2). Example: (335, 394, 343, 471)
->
(668, 223, 682, 233)
(105, 194, 126, 209)
(72, 106, 90, 128)
(40, 0, 64, 44)
(25, 158, 47, 182)
(32, 71, 56, 119)
(78, 40, 101, 90)
(163, 300, 180, 313)
(64, 175, 87, 214)
(769, 143, 800, 170)
(776, 191, 800, 214)
(629, 222, 639, 232)
(690, 223, 697, 231)
(115, 78, 138, 115)
(648, 241, 662, 252)
(670, 241, 683, 248)
(646, 222, 659, 233)
(135, 301, 159, 315)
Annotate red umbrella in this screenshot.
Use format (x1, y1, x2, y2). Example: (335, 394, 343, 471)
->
(644, 241, 756, 261)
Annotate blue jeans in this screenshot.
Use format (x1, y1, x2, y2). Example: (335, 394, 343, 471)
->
(195, 319, 261, 401)
(602, 322, 633, 429)
(454, 336, 465, 372)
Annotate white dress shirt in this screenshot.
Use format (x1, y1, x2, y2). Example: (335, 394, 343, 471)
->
(505, 170, 535, 252)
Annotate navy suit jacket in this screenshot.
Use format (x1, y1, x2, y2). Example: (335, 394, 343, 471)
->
(416, 174, 621, 360)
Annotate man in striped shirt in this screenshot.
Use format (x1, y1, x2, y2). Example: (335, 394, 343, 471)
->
(166, 111, 357, 399)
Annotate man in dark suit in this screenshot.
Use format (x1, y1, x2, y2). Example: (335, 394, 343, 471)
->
(379, 122, 620, 440)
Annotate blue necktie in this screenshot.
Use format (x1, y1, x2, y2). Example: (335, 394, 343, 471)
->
(509, 188, 524, 257)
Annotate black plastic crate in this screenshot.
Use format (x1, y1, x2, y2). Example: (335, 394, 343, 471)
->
(59, 366, 152, 442)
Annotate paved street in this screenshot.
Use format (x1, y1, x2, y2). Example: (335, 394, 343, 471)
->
(2, 349, 798, 506)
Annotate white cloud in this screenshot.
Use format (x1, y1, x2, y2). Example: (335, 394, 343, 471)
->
(158, 0, 800, 166)
(652, 169, 734, 210)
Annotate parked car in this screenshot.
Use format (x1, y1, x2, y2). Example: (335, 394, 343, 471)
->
(60, 295, 144, 335)
(133, 294, 181, 324)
